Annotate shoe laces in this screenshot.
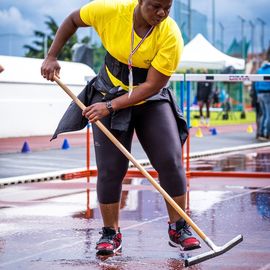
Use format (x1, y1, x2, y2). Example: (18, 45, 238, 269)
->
(178, 223, 192, 236)
(99, 227, 116, 241)
(171, 221, 192, 237)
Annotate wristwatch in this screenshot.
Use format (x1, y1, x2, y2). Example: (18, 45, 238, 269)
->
(105, 100, 114, 113)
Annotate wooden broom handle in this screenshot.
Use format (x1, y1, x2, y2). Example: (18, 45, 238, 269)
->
(53, 75, 207, 240)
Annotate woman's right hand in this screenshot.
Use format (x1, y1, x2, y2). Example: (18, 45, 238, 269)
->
(41, 55, 61, 81)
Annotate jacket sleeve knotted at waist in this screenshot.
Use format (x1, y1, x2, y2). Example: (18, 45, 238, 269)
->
(50, 77, 97, 141)
(50, 75, 132, 141)
(50, 78, 188, 146)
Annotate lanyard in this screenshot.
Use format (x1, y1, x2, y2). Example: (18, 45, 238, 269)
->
(128, 14, 154, 97)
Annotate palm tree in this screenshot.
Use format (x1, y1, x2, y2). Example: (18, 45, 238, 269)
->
(23, 30, 47, 58)
(24, 16, 78, 60)
(24, 15, 106, 72)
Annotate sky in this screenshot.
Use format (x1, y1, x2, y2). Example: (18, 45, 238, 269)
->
(192, 0, 270, 52)
(0, 0, 269, 56)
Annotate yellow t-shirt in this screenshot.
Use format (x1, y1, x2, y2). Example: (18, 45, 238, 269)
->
(80, 0, 183, 90)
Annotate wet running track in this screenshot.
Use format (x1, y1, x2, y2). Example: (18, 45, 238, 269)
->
(0, 174, 270, 270)
(0, 125, 270, 269)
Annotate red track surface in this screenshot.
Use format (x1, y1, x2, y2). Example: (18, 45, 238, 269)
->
(1, 123, 270, 269)
(0, 176, 269, 270)
(0, 123, 255, 154)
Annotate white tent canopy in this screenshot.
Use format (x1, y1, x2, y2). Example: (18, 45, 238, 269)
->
(0, 56, 96, 138)
(0, 55, 96, 85)
(178, 34, 245, 70)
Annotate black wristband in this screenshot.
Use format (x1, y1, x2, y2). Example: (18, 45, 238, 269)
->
(105, 100, 114, 113)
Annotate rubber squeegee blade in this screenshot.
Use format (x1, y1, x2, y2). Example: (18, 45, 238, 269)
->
(184, 234, 243, 267)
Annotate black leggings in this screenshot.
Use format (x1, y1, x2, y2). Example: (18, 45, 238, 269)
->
(198, 100, 211, 118)
(92, 96, 187, 204)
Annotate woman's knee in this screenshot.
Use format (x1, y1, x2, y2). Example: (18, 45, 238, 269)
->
(97, 182, 122, 203)
(155, 152, 183, 171)
(97, 166, 128, 203)
(159, 170, 187, 197)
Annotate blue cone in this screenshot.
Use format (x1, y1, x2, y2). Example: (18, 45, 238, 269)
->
(21, 141, 31, 153)
(211, 128, 217, 135)
(61, 138, 70, 150)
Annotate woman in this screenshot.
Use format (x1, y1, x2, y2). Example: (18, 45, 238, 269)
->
(41, 0, 200, 255)
(255, 47, 270, 141)
(196, 69, 213, 126)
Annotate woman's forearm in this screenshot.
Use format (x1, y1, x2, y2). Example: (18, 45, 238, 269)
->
(111, 82, 159, 110)
(111, 66, 170, 111)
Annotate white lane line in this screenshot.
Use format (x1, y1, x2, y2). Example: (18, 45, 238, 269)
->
(2, 158, 78, 166)
(215, 185, 270, 204)
(121, 215, 168, 231)
(188, 142, 270, 159)
(16, 155, 84, 161)
(0, 240, 85, 267)
(0, 163, 63, 170)
(0, 156, 82, 163)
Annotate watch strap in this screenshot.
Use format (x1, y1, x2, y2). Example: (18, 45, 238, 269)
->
(106, 100, 114, 113)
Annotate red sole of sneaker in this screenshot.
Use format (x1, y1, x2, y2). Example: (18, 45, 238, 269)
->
(168, 241, 201, 251)
(96, 246, 122, 256)
(183, 245, 201, 251)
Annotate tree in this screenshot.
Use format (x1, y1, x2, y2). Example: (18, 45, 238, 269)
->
(92, 44, 106, 73)
(24, 16, 78, 60)
(24, 15, 106, 72)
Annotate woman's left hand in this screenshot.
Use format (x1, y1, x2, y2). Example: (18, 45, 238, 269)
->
(82, 102, 110, 122)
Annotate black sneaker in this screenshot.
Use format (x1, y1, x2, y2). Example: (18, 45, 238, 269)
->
(168, 219, 201, 251)
(96, 227, 122, 255)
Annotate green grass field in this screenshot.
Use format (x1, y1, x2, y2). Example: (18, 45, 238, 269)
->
(189, 110, 256, 127)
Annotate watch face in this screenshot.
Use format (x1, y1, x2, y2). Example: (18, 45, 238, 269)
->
(106, 101, 114, 113)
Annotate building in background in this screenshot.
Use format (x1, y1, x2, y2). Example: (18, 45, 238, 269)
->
(171, 0, 208, 44)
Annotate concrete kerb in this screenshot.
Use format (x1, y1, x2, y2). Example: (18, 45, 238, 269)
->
(0, 167, 86, 188)
(189, 141, 270, 159)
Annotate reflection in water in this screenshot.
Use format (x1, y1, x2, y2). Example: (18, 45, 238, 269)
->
(81, 228, 95, 259)
(68, 170, 268, 270)
(191, 148, 270, 172)
(0, 239, 5, 254)
(96, 253, 126, 270)
(96, 256, 123, 270)
(78, 179, 168, 222)
(68, 180, 231, 270)
(167, 257, 202, 270)
(72, 178, 135, 220)
(120, 178, 132, 210)
(1, 181, 268, 270)
(72, 178, 230, 234)
(72, 209, 94, 219)
(250, 189, 270, 220)
(255, 152, 270, 172)
(189, 191, 229, 215)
